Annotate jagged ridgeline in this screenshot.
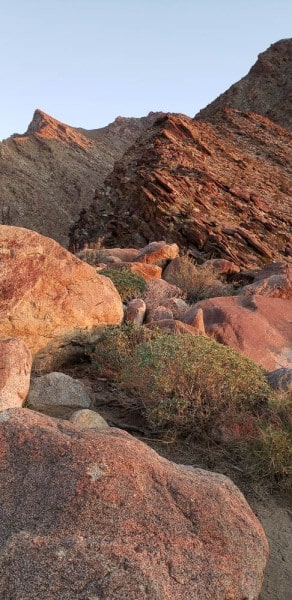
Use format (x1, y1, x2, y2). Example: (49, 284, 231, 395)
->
(69, 40, 292, 268)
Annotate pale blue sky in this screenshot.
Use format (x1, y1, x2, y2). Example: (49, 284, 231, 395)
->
(0, 0, 291, 140)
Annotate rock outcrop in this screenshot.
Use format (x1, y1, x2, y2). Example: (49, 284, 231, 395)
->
(69, 108, 291, 268)
(196, 39, 292, 130)
(0, 226, 123, 354)
(0, 110, 161, 246)
(0, 408, 268, 599)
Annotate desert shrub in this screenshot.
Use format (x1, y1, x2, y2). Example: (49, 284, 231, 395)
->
(120, 333, 271, 435)
(91, 325, 159, 379)
(100, 267, 146, 302)
(164, 254, 234, 302)
(242, 390, 292, 489)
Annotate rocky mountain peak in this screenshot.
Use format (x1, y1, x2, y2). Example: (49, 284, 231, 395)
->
(21, 108, 93, 149)
(196, 38, 292, 129)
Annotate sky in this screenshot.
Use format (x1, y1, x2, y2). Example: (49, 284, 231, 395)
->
(0, 0, 291, 140)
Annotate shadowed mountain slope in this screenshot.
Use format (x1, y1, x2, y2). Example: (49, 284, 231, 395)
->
(0, 109, 161, 246)
(196, 39, 292, 129)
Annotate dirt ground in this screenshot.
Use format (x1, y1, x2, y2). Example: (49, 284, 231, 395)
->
(44, 366, 292, 600)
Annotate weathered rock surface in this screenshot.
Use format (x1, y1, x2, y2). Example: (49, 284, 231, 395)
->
(196, 39, 292, 130)
(70, 108, 291, 268)
(124, 298, 147, 327)
(134, 241, 179, 266)
(0, 109, 162, 246)
(0, 408, 268, 600)
(69, 408, 109, 429)
(27, 372, 92, 410)
(0, 338, 32, 410)
(143, 279, 183, 309)
(184, 296, 292, 370)
(0, 226, 123, 354)
(266, 368, 292, 392)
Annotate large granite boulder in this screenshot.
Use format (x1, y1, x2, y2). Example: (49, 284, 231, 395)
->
(0, 226, 123, 354)
(183, 296, 292, 370)
(0, 409, 268, 600)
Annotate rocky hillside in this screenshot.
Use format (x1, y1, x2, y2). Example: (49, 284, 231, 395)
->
(69, 108, 292, 268)
(196, 39, 292, 129)
(0, 109, 161, 245)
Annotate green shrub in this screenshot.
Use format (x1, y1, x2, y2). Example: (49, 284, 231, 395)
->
(120, 333, 271, 435)
(91, 325, 159, 379)
(100, 267, 146, 302)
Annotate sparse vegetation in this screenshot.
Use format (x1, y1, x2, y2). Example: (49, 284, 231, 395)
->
(91, 325, 292, 489)
(120, 332, 271, 435)
(100, 267, 146, 302)
(242, 390, 292, 489)
(164, 254, 235, 302)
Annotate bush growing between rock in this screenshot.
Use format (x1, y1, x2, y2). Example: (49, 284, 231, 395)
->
(243, 390, 292, 489)
(121, 334, 271, 434)
(163, 254, 234, 302)
(93, 329, 270, 434)
(100, 267, 146, 302)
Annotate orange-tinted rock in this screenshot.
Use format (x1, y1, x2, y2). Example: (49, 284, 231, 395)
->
(134, 241, 179, 266)
(187, 296, 292, 370)
(182, 307, 205, 335)
(0, 226, 123, 354)
(0, 409, 268, 599)
(0, 338, 32, 410)
(70, 108, 292, 269)
(125, 262, 162, 281)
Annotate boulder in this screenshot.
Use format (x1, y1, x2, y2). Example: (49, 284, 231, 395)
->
(144, 279, 183, 309)
(0, 226, 123, 354)
(159, 297, 189, 320)
(124, 299, 146, 327)
(163, 255, 198, 285)
(77, 247, 140, 264)
(182, 307, 205, 335)
(201, 259, 240, 275)
(0, 338, 32, 410)
(69, 409, 109, 430)
(123, 262, 162, 282)
(185, 296, 292, 370)
(266, 368, 292, 392)
(27, 372, 92, 410)
(135, 241, 179, 266)
(146, 305, 174, 323)
(241, 275, 292, 299)
(0, 408, 268, 600)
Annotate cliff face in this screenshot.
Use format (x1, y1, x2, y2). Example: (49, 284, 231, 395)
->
(196, 39, 292, 129)
(0, 110, 161, 246)
(69, 109, 292, 268)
